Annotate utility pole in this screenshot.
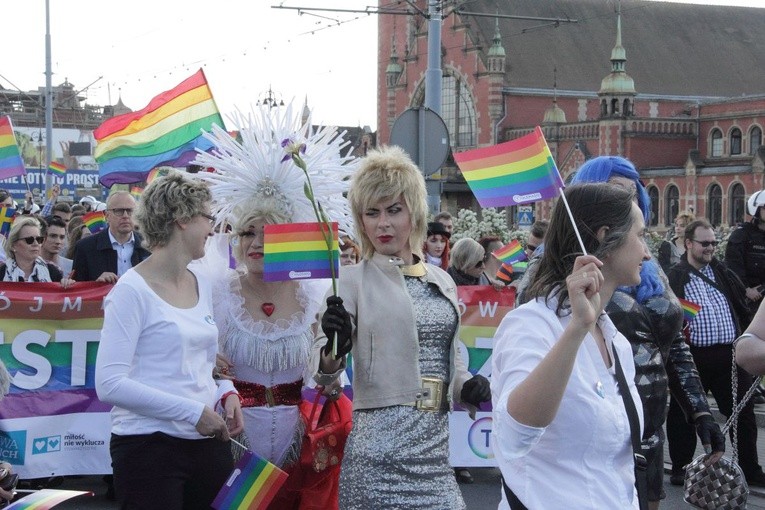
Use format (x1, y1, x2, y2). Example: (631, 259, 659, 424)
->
(44, 0, 53, 197)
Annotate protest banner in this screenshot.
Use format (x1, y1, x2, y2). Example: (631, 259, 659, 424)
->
(0, 282, 112, 478)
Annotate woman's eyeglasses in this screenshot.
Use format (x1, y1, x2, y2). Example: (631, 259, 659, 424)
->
(691, 240, 719, 248)
(20, 236, 44, 245)
(199, 212, 216, 225)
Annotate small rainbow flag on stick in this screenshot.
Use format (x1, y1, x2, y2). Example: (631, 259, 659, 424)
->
(492, 240, 527, 265)
(212, 450, 288, 510)
(496, 262, 514, 285)
(83, 211, 106, 234)
(5, 489, 93, 509)
(454, 126, 564, 207)
(263, 222, 339, 282)
(678, 298, 702, 322)
(1, 206, 15, 237)
(48, 161, 67, 176)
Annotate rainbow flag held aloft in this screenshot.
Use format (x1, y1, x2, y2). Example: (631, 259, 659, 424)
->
(82, 211, 106, 234)
(130, 186, 144, 200)
(146, 167, 170, 184)
(94, 69, 224, 188)
(678, 298, 702, 322)
(0, 206, 15, 237)
(5, 489, 93, 509)
(263, 222, 339, 282)
(453, 126, 564, 207)
(492, 240, 527, 265)
(48, 161, 67, 176)
(0, 115, 26, 181)
(212, 450, 288, 510)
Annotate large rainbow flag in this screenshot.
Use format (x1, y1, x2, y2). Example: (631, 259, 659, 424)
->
(453, 126, 563, 207)
(212, 450, 288, 510)
(263, 222, 339, 282)
(94, 69, 223, 187)
(0, 115, 26, 181)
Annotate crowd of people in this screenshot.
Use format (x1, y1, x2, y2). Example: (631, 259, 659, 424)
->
(2, 127, 765, 508)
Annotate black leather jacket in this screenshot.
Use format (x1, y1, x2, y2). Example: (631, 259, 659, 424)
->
(725, 222, 765, 289)
(607, 289, 710, 449)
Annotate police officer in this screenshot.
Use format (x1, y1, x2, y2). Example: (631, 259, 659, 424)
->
(726, 190, 765, 303)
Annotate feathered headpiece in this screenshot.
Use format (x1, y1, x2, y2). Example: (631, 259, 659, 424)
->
(193, 103, 356, 233)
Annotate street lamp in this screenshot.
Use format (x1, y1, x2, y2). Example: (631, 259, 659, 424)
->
(256, 86, 284, 109)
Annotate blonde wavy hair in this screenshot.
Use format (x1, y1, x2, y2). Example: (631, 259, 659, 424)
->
(134, 171, 212, 249)
(348, 146, 427, 260)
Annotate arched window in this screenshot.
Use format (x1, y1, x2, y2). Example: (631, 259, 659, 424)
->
(711, 129, 723, 157)
(707, 184, 722, 226)
(413, 71, 476, 149)
(665, 185, 679, 227)
(751, 127, 763, 155)
(730, 183, 746, 226)
(730, 128, 742, 155)
(647, 185, 659, 226)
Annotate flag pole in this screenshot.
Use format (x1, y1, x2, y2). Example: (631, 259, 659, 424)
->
(557, 187, 588, 256)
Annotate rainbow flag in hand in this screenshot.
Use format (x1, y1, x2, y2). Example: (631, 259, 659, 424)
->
(492, 240, 527, 265)
(496, 262, 514, 285)
(454, 126, 563, 207)
(263, 222, 339, 282)
(678, 298, 701, 322)
(48, 161, 67, 176)
(94, 69, 223, 187)
(5, 489, 93, 509)
(82, 211, 106, 234)
(0, 206, 15, 237)
(212, 450, 288, 510)
(0, 115, 26, 180)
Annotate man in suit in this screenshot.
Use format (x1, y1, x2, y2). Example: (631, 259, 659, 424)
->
(71, 191, 150, 282)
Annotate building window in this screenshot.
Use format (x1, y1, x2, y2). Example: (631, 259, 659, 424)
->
(711, 129, 723, 157)
(730, 128, 742, 155)
(707, 184, 722, 227)
(730, 183, 746, 226)
(751, 127, 763, 155)
(665, 185, 679, 227)
(412, 71, 476, 149)
(647, 185, 659, 227)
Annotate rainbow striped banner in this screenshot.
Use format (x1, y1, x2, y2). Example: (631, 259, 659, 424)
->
(212, 450, 288, 510)
(82, 211, 106, 234)
(496, 262, 513, 285)
(453, 126, 564, 207)
(94, 69, 223, 187)
(1, 206, 15, 237)
(678, 298, 701, 322)
(263, 222, 339, 282)
(5, 489, 93, 509)
(47, 161, 67, 177)
(492, 240, 526, 265)
(0, 115, 26, 181)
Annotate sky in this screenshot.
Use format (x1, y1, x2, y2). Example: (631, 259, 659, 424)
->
(2, 0, 764, 132)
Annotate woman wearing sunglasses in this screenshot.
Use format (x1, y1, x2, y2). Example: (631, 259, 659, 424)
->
(1, 217, 73, 286)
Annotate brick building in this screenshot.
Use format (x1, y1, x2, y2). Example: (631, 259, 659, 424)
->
(377, 0, 765, 229)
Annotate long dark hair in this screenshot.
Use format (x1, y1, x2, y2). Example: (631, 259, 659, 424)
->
(526, 183, 636, 316)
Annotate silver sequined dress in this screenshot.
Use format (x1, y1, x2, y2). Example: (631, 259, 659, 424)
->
(338, 276, 466, 510)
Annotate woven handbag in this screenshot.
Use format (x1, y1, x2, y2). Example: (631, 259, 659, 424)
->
(683, 337, 760, 510)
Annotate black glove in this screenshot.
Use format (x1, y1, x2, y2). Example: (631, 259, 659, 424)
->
(695, 414, 726, 455)
(321, 296, 353, 359)
(460, 375, 491, 407)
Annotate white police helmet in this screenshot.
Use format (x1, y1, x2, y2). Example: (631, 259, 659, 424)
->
(747, 190, 765, 216)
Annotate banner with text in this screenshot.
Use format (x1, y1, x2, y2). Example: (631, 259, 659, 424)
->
(449, 285, 515, 468)
(0, 282, 113, 478)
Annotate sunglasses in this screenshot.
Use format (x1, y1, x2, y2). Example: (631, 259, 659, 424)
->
(691, 240, 719, 248)
(525, 244, 538, 252)
(474, 259, 485, 269)
(20, 236, 44, 245)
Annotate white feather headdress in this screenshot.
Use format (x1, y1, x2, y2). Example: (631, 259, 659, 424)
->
(193, 103, 356, 233)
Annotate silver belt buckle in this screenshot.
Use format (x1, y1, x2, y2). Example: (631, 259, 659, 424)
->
(416, 377, 443, 412)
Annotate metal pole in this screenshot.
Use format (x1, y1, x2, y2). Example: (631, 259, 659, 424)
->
(424, 0, 442, 214)
(45, 0, 53, 197)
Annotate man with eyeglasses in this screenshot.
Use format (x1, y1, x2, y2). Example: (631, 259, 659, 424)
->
(40, 216, 72, 276)
(665, 218, 765, 487)
(71, 191, 150, 283)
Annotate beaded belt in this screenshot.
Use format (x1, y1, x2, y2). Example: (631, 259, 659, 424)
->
(233, 379, 303, 408)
